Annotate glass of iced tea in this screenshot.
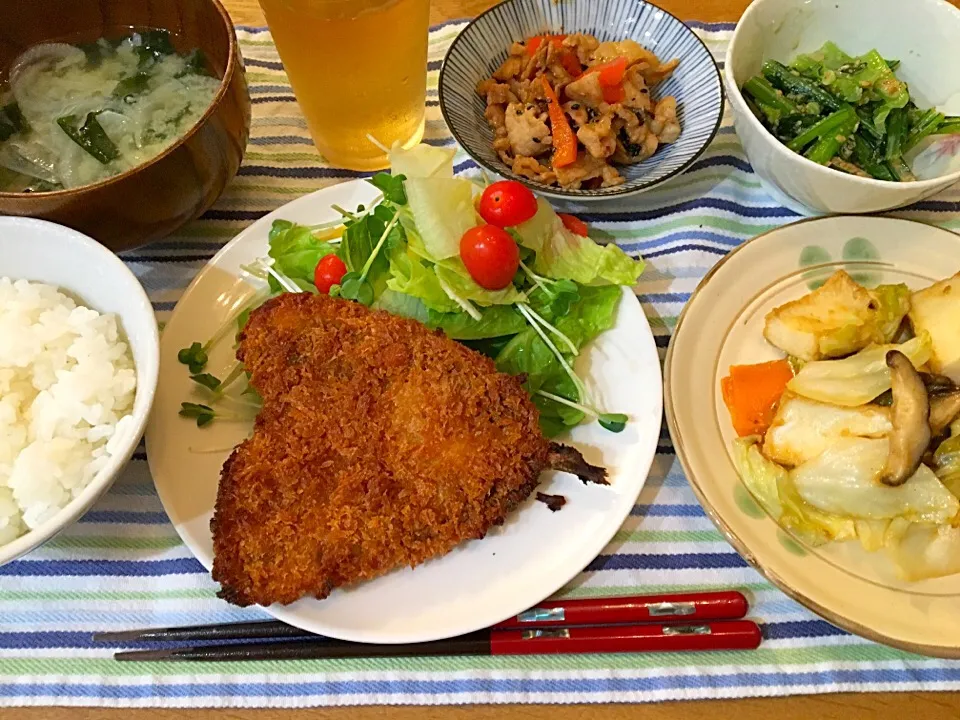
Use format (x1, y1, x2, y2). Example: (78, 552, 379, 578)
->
(259, 0, 430, 171)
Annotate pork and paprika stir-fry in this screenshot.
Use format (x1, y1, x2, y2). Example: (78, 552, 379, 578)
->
(476, 33, 681, 190)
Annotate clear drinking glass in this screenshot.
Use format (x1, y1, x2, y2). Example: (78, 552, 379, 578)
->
(259, 0, 430, 170)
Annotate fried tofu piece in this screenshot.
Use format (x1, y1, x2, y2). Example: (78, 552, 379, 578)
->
(211, 293, 606, 607)
(764, 270, 905, 362)
(909, 272, 960, 383)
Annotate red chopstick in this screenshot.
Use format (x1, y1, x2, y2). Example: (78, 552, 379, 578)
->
(113, 621, 761, 661)
(494, 591, 748, 628)
(489, 621, 761, 655)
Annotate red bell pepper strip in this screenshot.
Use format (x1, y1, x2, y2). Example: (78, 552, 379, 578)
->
(541, 76, 578, 168)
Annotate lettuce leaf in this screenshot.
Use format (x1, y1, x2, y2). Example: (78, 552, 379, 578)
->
(389, 143, 456, 179)
(404, 177, 476, 260)
(386, 247, 458, 313)
(533, 226, 644, 286)
(374, 288, 526, 340)
(434, 262, 525, 307)
(267, 219, 337, 285)
(511, 197, 558, 254)
(428, 305, 525, 340)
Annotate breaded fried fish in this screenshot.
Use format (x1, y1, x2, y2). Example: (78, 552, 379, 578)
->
(211, 292, 606, 607)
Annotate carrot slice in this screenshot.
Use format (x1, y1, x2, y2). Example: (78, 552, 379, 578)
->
(541, 76, 578, 168)
(602, 84, 626, 104)
(526, 34, 567, 57)
(590, 56, 628, 86)
(557, 49, 583, 78)
(720, 359, 795, 437)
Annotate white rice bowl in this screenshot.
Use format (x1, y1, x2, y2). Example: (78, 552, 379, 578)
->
(0, 277, 136, 545)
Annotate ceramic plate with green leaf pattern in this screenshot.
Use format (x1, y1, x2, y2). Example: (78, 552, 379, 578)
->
(665, 215, 960, 658)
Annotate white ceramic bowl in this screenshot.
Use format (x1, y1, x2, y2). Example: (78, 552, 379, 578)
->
(0, 217, 159, 565)
(725, 0, 960, 214)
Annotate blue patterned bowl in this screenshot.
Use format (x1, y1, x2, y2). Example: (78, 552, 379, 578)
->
(439, 0, 724, 200)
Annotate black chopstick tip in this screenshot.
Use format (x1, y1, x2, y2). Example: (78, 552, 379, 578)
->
(93, 630, 155, 643)
(114, 648, 181, 662)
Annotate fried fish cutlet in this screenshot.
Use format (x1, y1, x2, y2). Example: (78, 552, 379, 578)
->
(211, 292, 606, 607)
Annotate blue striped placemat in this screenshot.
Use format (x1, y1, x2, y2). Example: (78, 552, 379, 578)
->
(0, 22, 958, 708)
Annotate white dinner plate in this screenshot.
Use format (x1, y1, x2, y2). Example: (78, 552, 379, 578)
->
(665, 215, 960, 658)
(146, 179, 663, 643)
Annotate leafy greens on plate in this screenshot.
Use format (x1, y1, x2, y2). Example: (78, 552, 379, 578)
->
(178, 143, 645, 437)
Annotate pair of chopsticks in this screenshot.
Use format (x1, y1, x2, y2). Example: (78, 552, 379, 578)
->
(94, 591, 761, 661)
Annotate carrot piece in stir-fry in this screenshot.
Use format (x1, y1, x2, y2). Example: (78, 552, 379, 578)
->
(526, 34, 566, 56)
(541, 76, 578, 168)
(721, 359, 795, 437)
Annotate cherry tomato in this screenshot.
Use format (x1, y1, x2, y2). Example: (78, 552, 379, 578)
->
(459, 225, 520, 291)
(559, 213, 590, 237)
(314, 253, 348, 294)
(478, 181, 539, 228)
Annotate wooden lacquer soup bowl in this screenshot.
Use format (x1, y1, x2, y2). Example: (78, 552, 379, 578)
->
(0, 0, 251, 252)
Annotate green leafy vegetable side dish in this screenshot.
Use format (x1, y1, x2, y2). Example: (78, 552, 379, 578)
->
(741, 42, 960, 181)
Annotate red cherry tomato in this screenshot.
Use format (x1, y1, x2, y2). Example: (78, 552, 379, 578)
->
(559, 213, 590, 237)
(459, 226, 520, 291)
(478, 180, 539, 228)
(314, 253, 348, 294)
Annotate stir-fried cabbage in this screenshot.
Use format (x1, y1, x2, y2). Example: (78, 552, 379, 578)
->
(762, 391, 891, 467)
(790, 437, 959, 524)
(787, 333, 932, 407)
(885, 523, 960, 582)
(731, 437, 855, 547)
(853, 519, 890, 552)
(932, 433, 960, 498)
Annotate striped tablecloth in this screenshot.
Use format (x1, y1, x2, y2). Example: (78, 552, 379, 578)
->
(2, 21, 960, 708)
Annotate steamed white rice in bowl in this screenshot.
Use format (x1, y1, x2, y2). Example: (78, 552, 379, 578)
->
(0, 216, 158, 565)
(0, 278, 137, 541)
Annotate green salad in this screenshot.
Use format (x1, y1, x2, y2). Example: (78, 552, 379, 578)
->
(741, 42, 960, 181)
(178, 144, 645, 437)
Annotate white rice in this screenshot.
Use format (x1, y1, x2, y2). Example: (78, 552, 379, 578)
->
(0, 277, 136, 544)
